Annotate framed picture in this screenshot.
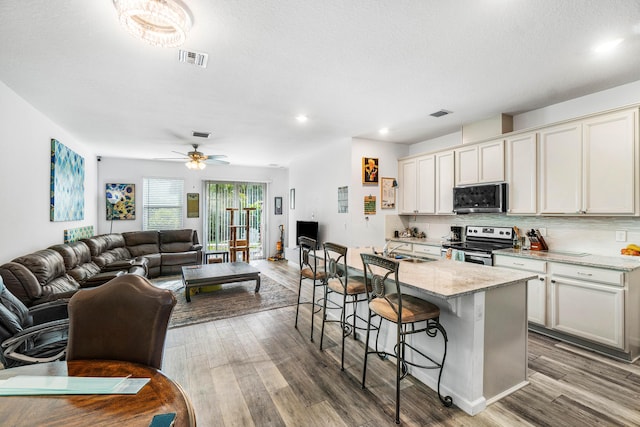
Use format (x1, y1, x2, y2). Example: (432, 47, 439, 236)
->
(362, 157, 379, 184)
(187, 193, 199, 218)
(290, 188, 295, 210)
(364, 195, 376, 215)
(275, 196, 283, 215)
(105, 183, 135, 220)
(381, 177, 396, 209)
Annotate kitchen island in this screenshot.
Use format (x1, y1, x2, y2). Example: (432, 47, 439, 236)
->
(345, 247, 536, 416)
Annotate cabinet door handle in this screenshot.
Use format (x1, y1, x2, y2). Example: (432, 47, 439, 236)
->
(551, 279, 556, 283)
(513, 262, 525, 266)
(577, 271, 593, 277)
(539, 277, 545, 281)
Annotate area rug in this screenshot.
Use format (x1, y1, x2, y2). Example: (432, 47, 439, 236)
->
(152, 274, 298, 329)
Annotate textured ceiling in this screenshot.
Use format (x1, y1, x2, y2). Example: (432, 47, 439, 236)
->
(0, 1, 639, 167)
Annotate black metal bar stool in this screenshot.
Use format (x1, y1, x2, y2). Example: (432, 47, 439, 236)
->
(294, 236, 326, 342)
(319, 242, 372, 371)
(360, 253, 453, 424)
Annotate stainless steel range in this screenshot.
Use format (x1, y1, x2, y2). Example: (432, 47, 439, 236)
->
(441, 226, 514, 265)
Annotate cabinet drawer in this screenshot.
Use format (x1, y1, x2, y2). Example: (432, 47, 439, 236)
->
(551, 263, 624, 286)
(413, 244, 441, 256)
(494, 255, 546, 273)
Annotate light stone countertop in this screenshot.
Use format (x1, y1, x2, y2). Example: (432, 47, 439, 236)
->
(387, 237, 445, 247)
(348, 247, 535, 299)
(494, 248, 640, 272)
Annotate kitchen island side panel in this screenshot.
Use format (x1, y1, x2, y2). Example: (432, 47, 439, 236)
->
(483, 281, 529, 402)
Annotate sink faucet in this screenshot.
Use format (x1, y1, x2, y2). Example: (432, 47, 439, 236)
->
(383, 241, 405, 257)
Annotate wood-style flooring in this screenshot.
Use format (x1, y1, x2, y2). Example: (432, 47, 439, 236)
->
(162, 260, 640, 426)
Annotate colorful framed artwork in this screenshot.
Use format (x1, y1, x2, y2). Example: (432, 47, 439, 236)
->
(50, 139, 85, 222)
(187, 193, 199, 218)
(381, 177, 396, 209)
(105, 183, 135, 220)
(362, 157, 379, 184)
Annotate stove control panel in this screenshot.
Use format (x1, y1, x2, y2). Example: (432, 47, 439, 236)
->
(465, 226, 513, 241)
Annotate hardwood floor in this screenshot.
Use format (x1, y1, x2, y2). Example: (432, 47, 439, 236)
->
(162, 260, 640, 426)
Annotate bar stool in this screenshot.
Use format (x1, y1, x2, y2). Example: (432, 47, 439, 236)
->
(319, 242, 371, 371)
(360, 253, 452, 424)
(294, 236, 326, 342)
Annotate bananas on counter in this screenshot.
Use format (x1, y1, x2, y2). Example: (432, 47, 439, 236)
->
(621, 244, 640, 256)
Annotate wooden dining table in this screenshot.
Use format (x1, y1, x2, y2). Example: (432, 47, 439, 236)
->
(0, 360, 196, 426)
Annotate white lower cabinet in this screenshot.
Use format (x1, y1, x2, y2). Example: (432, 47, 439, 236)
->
(549, 263, 624, 349)
(494, 255, 547, 325)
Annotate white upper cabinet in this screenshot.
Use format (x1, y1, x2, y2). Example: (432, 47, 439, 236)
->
(417, 155, 436, 214)
(582, 109, 637, 215)
(539, 122, 583, 214)
(539, 108, 638, 215)
(455, 139, 504, 186)
(398, 158, 418, 214)
(436, 150, 455, 214)
(398, 154, 436, 214)
(506, 132, 538, 215)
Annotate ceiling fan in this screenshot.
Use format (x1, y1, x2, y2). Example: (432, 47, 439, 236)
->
(161, 144, 229, 169)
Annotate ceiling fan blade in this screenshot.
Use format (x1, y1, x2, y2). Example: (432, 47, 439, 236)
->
(203, 154, 227, 159)
(154, 157, 190, 160)
(205, 159, 230, 165)
(170, 151, 189, 157)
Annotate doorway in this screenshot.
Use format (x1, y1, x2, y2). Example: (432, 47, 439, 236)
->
(203, 181, 265, 260)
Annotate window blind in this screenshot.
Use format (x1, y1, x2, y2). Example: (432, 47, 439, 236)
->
(143, 178, 184, 230)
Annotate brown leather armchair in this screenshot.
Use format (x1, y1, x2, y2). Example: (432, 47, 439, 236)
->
(66, 274, 176, 369)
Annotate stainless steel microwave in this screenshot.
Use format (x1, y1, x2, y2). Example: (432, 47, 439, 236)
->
(453, 183, 507, 214)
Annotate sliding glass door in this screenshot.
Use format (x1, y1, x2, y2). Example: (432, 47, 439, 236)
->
(203, 181, 265, 260)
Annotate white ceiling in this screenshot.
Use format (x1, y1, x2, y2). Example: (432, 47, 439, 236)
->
(0, 1, 639, 167)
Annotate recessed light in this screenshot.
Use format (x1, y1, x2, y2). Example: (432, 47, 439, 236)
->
(379, 127, 389, 135)
(593, 38, 623, 54)
(296, 115, 308, 123)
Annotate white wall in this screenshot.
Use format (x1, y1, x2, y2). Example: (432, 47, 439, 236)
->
(98, 157, 288, 259)
(287, 139, 351, 250)
(350, 138, 409, 248)
(0, 81, 98, 261)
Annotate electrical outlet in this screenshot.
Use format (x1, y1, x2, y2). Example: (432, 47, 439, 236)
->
(538, 228, 547, 237)
(616, 230, 627, 242)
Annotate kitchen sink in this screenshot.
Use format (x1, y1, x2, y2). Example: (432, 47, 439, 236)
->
(400, 257, 431, 263)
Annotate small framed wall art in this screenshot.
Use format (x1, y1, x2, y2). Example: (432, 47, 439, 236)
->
(187, 193, 199, 218)
(275, 197, 283, 215)
(362, 157, 379, 184)
(380, 177, 396, 209)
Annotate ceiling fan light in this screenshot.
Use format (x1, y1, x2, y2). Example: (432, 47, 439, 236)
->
(113, 0, 192, 48)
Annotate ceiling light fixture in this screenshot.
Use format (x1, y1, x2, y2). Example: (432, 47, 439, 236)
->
(296, 115, 308, 123)
(185, 159, 206, 170)
(112, 0, 192, 48)
(593, 38, 624, 54)
(379, 127, 389, 135)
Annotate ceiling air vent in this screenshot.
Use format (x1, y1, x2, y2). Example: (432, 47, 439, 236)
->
(430, 109, 452, 118)
(192, 131, 211, 138)
(178, 50, 209, 68)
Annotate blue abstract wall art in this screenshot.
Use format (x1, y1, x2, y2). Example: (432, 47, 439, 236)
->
(50, 139, 85, 221)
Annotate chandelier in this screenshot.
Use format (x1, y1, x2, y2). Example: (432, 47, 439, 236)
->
(112, 0, 192, 48)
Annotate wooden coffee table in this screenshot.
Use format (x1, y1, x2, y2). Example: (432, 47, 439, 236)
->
(181, 262, 261, 302)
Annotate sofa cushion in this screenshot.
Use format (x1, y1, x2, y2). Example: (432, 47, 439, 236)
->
(159, 229, 196, 253)
(49, 242, 102, 285)
(13, 249, 68, 287)
(81, 236, 107, 258)
(161, 251, 200, 266)
(123, 231, 160, 257)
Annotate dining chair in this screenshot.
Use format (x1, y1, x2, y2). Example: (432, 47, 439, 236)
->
(360, 253, 452, 424)
(319, 242, 370, 371)
(67, 274, 176, 370)
(294, 236, 326, 342)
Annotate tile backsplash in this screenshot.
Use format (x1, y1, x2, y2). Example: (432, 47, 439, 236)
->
(386, 214, 640, 257)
